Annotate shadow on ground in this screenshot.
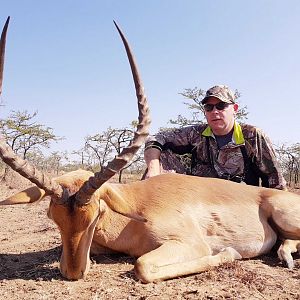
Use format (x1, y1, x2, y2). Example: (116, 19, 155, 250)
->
(0, 246, 61, 281)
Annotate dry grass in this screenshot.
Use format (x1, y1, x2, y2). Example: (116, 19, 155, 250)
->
(0, 169, 300, 299)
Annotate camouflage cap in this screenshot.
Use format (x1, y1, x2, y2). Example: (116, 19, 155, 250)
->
(201, 85, 235, 104)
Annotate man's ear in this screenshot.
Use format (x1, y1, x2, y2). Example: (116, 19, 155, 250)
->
(233, 103, 239, 112)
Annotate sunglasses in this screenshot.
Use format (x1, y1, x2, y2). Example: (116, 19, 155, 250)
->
(203, 102, 232, 112)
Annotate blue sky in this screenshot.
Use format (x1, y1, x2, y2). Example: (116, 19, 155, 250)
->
(1, 1, 299, 155)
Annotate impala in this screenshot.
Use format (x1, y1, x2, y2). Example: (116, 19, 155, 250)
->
(0, 18, 299, 283)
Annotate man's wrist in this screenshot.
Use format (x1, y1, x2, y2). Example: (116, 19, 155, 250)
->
(144, 141, 163, 152)
(146, 159, 161, 177)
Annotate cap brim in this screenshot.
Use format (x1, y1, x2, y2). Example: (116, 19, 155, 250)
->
(201, 96, 233, 104)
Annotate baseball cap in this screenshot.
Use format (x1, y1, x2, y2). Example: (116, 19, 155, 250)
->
(201, 85, 235, 104)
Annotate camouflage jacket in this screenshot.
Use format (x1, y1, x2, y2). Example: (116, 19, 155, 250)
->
(145, 122, 286, 190)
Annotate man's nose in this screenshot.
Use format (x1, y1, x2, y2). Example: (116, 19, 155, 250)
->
(211, 106, 219, 113)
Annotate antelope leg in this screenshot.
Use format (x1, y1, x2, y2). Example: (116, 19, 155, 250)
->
(134, 241, 242, 283)
(277, 239, 300, 269)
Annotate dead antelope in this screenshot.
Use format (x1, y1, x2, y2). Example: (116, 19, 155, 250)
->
(1, 18, 300, 284)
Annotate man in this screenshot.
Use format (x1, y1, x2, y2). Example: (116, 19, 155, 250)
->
(144, 85, 286, 190)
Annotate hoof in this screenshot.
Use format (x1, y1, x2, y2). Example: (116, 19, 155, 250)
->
(222, 247, 242, 260)
(285, 259, 295, 270)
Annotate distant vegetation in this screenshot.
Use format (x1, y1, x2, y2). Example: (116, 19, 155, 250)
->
(0, 87, 298, 187)
(0, 110, 145, 183)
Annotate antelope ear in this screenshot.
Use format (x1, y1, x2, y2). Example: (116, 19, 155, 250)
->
(99, 185, 147, 223)
(0, 186, 46, 205)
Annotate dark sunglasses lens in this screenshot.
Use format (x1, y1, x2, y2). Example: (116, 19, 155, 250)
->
(204, 102, 230, 112)
(215, 102, 229, 110)
(204, 104, 214, 112)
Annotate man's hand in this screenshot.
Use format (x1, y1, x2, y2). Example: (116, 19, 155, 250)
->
(144, 148, 161, 179)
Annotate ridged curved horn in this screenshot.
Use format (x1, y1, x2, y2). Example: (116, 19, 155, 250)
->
(0, 17, 10, 96)
(0, 18, 64, 200)
(76, 21, 151, 204)
(0, 136, 64, 198)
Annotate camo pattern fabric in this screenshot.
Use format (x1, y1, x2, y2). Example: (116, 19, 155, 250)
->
(202, 85, 236, 104)
(145, 123, 286, 190)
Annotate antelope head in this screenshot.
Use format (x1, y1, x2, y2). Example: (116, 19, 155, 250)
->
(0, 19, 150, 280)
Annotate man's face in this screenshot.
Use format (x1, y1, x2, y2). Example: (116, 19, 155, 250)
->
(204, 97, 238, 136)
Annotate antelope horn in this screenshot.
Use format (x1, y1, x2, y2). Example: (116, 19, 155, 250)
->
(0, 137, 64, 198)
(76, 21, 151, 204)
(0, 18, 65, 200)
(0, 17, 10, 96)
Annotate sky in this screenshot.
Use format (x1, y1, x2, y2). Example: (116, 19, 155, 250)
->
(0, 1, 299, 157)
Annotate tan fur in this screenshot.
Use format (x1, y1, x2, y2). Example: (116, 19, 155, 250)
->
(1, 169, 300, 283)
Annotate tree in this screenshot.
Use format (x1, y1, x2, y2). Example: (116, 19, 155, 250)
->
(83, 121, 144, 182)
(84, 128, 116, 172)
(44, 151, 69, 175)
(275, 143, 300, 187)
(25, 148, 46, 170)
(0, 110, 61, 159)
(169, 87, 249, 127)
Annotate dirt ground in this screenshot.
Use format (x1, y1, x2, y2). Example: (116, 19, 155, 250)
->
(0, 171, 300, 300)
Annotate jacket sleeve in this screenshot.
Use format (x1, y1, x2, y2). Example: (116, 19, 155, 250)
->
(253, 128, 287, 190)
(145, 125, 202, 155)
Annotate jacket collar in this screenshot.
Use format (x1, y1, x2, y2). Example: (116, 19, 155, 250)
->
(202, 121, 245, 145)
